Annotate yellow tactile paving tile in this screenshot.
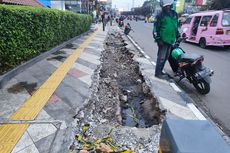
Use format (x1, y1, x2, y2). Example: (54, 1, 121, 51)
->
(0, 124, 29, 153)
(10, 29, 99, 121)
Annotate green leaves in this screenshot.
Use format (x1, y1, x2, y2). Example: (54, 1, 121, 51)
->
(0, 5, 92, 74)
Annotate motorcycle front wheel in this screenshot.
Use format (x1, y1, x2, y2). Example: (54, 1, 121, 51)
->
(193, 79, 210, 95)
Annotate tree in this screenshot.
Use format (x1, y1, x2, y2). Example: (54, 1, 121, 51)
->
(202, 0, 230, 10)
(122, 0, 158, 17)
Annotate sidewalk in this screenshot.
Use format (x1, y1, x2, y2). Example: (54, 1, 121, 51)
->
(0, 26, 107, 153)
(0, 24, 229, 153)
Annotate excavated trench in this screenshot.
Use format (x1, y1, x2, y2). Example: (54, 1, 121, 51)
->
(98, 32, 164, 128)
(71, 30, 165, 152)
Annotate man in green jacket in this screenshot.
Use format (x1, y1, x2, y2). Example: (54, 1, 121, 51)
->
(153, 0, 180, 79)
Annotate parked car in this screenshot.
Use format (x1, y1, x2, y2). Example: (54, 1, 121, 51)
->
(181, 10, 230, 48)
(138, 15, 145, 21)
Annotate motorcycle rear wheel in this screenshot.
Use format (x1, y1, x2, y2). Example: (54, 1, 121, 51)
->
(193, 79, 210, 95)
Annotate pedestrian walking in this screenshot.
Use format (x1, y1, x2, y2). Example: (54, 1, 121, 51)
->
(152, 0, 180, 79)
(101, 11, 105, 31)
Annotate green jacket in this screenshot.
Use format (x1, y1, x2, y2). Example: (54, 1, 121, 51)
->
(153, 10, 179, 45)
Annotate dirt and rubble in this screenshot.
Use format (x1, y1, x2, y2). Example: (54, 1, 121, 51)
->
(71, 29, 165, 153)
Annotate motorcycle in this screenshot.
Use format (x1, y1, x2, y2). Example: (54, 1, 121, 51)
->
(124, 23, 134, 35)
(118, 20, 124, 27)
(168, 37, 214, 94)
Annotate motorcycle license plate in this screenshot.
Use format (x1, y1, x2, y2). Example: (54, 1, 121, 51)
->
(197, 68, 213, 78)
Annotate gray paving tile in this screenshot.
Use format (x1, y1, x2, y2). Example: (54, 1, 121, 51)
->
(15, 144, 39, 153)
(55, 83, 85, 109)
(28, 64, 51, 83)
(35, 133, 56, 153)
(0, 89, 30, 118)
(63, 75, 90, 98)
(84, 48, 101, 56)
(88, 42, 103, 48)
(72, 39, 85, 44)
(15, 71, 41, 89)
(27, 124, 57, 142)
(150, 80, 186, 106)
(59, 48, 75, 55)
(76, 58, 98, 70)
(44, 100, 75, 124)
(12, 132, 34, 153)
(50, 128, 72, 153)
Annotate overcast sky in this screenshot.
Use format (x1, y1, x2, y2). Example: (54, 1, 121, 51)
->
(112, 0, 145, 11)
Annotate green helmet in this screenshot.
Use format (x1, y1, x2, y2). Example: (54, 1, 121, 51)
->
(171, 48, 183, 59)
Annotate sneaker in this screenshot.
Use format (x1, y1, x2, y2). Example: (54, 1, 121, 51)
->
(155, 74, 169, 80)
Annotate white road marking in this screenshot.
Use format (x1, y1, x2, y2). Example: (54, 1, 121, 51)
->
(187, 103, 206, 120)
(169, 83, 182, 92)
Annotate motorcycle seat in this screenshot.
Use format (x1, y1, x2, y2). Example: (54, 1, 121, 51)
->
(179, 53, 202, 63)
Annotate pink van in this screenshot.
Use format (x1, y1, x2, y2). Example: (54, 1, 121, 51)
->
(181, 10, 230, 48)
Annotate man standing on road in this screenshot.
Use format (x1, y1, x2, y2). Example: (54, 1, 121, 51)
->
(153, 0, 180, 79)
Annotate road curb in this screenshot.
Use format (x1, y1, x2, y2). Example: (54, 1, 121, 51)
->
(0, 27, 96, 89)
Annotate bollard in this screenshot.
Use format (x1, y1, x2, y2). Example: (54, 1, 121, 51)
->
(159, 119, 230, 153)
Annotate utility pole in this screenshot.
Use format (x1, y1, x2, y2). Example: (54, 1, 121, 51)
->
(132, 0, 135, 8)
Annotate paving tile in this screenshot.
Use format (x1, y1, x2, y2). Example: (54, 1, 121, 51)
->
(55, 83, 85, 109)
(35, 133, 56, 153)
(84, 48, 101, 56)
(143, 68, 155, 75)
(88, 42, 103, 48)
(85, 45, 103, 50)
(27, 65, 51, 83)
(12, 132, 33, 153)
(44, 100, 75, 125)
(149, 75, 168, 84)
(79, 52, 100, 65)
(68, 68, 88, 78)
(150, 79, 186, 106)
(72, 39, 85, 44)
(36, 60, 58, 74)
(2, 78, 18, 89)
(134, 57, 152, 65)
(47, 60, 63, 68)
(49, 128, 72, 153)
(46, 55, 68, 63)
(15, 71, 41, 90)
(92, 37, 105, 41)
(72, 63, 94, 74)
(63, 75, 90, 98)
(15, 144, 39, 153)
(159, 97, 197, 120)
(36, 109, 54, 120)
(76, 58, 98, 70)
(60, 48, 75, 55)
(78, 75, 92, 86)
(27, 124, 57, 142)
(47, 94, 62, 104)
(0, 90, 30, 119)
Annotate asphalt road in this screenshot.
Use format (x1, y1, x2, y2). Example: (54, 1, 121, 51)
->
(126, 20, 230, 136)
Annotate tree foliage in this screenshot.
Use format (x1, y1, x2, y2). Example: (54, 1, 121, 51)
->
(202, 0, 230, 10)
(121, 0, 158, 16)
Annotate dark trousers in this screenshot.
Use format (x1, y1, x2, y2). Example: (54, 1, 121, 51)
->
(155, 44, 171, 76)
